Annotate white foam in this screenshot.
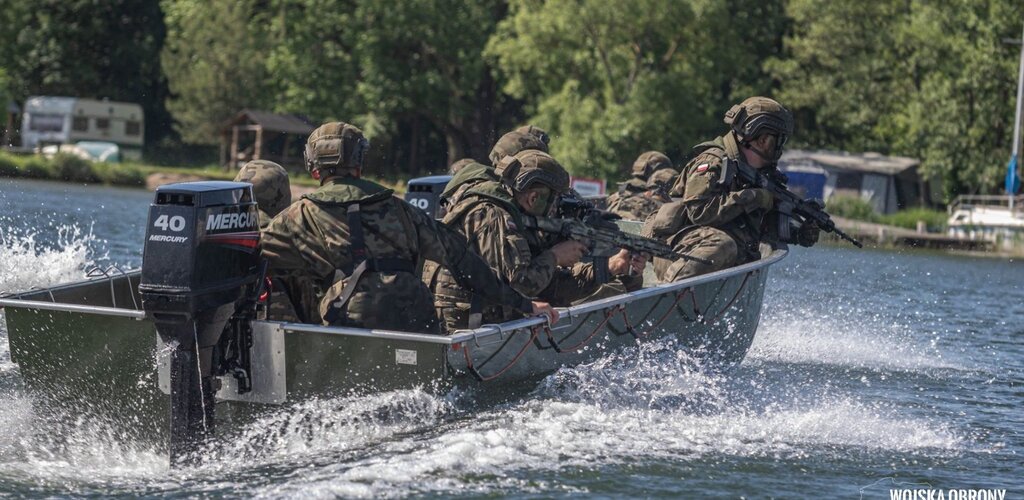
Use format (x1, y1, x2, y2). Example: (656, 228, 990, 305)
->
(225, 339, 962, 497)
(749, 306, 964, 372)
(0, 224, 100, 293)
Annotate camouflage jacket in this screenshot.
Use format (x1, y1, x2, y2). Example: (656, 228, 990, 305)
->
(607, 190, 668, 221)
(603, 178, 646, 210)
(653, 134, 772, 262)
(261, 177, 532, 333)
(430, 181, 600, 330)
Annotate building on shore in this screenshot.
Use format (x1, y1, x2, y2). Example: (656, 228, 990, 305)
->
(219, 110, 314, 171)
(778, 150, 937, 214)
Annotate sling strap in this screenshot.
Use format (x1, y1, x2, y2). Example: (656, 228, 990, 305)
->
(321, 204, 417, 325)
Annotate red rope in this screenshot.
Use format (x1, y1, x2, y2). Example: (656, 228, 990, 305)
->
(702, 272, 752, 325)
(549, 306, 619, 353)
(461, 325, 539, 382)
(634, 288, 693, 338)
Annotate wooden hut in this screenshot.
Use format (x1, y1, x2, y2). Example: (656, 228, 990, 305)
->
(220, 110, 315, 170)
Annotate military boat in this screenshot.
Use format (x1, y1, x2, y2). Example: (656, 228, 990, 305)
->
(0, 181, 787, 463)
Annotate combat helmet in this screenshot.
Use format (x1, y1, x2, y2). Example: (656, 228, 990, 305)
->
(513, 125, 550, 147)
(646, 167, 679, 191)
(234, 160, 291, 218)
(494, 150, 570, 194)
(488, 127, 550, 166)
(304, 122, 369, 179)
(723, 96, 794, 162)
(631, 151, 673, 180)
(448, 158, 478, 175)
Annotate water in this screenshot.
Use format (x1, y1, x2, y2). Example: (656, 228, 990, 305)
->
(0, 178, 1020, 497)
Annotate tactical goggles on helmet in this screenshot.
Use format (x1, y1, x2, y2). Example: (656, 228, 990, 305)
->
(494, 154, 569, 194)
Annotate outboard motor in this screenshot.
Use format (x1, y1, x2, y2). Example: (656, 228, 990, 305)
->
(139, 181, 262, 464)
(404, 175, 453, 219)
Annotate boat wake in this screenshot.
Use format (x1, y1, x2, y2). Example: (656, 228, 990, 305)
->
(750, 304, 966, 374)
(0, 329, 967, 497)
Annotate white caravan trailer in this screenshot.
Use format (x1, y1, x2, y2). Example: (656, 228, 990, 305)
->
(21, 96, 144, 160)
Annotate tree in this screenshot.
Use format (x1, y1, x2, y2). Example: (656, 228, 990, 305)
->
(769, 0, 1024, 200)
(487, 0, 786, 179)
(161, 0, 273, 144)
(352, 0, 510, 168)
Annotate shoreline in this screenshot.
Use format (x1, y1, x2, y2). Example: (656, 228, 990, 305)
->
(0, 151, 404, 196)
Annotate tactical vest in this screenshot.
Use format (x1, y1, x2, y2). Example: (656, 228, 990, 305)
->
(647, 135, 764, 261)
(304, 179, 421, 326)
(432, 181, 542, 329)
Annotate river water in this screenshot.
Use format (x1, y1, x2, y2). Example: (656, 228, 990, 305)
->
(0, 178, 1020, 498)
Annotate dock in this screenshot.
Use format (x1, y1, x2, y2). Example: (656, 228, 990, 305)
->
(830, 217, 993, 252)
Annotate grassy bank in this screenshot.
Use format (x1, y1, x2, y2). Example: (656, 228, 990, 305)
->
(0, 151, 406, 192)
(826, 195, 948, 232)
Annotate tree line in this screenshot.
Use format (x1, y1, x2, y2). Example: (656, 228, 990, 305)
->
(1, 0, 1022, 200)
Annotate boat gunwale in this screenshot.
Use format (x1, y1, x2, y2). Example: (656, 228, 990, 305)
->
(0, 247, 788, 345)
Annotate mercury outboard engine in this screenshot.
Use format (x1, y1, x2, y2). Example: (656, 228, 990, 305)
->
(139, 181, 262, 464)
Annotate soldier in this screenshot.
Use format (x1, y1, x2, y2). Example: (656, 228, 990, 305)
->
(607, 167, 679, 221)
(605, 151, 673, 210)
(487, 126, 549, 165)
(261, 122, 557, 332)
(645, 97, 819, 281)
(432, 149, 644, 331)
(439, 126, 549, 215)
(233, 160, 291, 229)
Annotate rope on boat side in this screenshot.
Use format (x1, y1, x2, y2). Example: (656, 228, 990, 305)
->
(631, 287, 694, 338)
(458, 271, 755, 382)
(461, 325, 539, 382)
(544, 305, 621, 353)
(701, 272, 752, 325)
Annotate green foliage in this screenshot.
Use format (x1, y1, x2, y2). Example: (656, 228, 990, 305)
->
(51, 154, 99, 183)
(161, 0, 273, 144)
(92, 163, 146, 186)
(825, 195, 880, 223)
(770, 0, 1024, 202)
(879, 208, 948, 232)
(825, 194, 949, 232)
(0, 153, 17, 177)
(487, 0, 785, 179)
(2, 0, 1023, 199)
(21, 157, 52, 179)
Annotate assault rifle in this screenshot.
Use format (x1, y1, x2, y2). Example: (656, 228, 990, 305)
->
(521, 211, 712, 283)
(719, 158, 863, 248)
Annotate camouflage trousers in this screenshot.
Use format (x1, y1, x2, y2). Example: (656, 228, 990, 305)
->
(653, 226, 739, 282)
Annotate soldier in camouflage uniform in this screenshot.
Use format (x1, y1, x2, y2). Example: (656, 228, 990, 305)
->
(261, 122, 557, 332)
(439, 126, 550, 216)
(432, 149, 643, 331)
(607, 167, 678, 221)
(233, 160, 291, 229)
(604, 151, 673, 211)
(644, 97, 819, 281)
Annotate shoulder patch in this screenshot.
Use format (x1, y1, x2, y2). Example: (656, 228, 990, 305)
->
(505, 216, 518, 231)
(695, 163, 710, 173)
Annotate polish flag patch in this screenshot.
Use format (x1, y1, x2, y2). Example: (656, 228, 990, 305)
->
(695, 163, 710, 173)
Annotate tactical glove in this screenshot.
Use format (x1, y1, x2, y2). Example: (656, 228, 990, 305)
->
(740, 188, 774, 211)
(796, 221, 820, 247)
